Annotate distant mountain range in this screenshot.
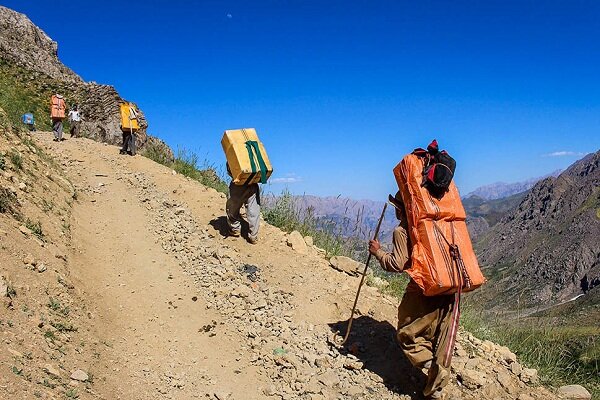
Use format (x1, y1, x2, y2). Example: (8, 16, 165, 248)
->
(263, 194, 398, 245)
(465, 170, 562, 200)
(266, 153, 599, 312)
(269, 169, 563, 245)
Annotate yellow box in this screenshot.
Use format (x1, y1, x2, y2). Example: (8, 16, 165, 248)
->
(222, 128, 273, 185)
(120, 103, 139, 132)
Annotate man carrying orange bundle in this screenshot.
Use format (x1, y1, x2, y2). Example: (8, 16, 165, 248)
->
(369, 192, 454, 400)
(50, 94, 66, 141)
(369, 140, 485, 400)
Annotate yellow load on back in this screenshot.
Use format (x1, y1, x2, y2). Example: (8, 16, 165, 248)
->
(120, 103, 139, 132)
(222, 128, 273, 185)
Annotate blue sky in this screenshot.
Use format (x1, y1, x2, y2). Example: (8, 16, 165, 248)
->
(4, 0, 599, 200)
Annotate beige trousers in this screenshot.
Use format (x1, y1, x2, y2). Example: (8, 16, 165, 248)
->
(397, 286, 455, 397)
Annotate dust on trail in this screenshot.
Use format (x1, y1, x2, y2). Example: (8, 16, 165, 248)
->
(36, 132, 556, 400)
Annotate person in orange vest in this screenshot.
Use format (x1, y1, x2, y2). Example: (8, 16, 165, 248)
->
(50, 94, 66, 141)
(369, 192, 454, 400)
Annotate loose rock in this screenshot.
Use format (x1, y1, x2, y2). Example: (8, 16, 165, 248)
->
(70, 369, 89, 382)
(329, 256, 362, 276)
(287, 231, 307, 254)
(558, 385, 591, 400)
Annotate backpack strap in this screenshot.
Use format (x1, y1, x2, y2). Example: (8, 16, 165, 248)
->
(244, 140, 268, 185)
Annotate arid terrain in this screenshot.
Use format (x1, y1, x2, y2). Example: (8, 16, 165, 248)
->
(0, 130, 561, 400)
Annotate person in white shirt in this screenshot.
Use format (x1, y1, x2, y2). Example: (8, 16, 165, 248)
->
(68, 105, 82, 138)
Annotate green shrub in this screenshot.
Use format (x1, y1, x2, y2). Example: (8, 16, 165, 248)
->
(10, 151, 22, 170)
(142, 146, 228, 194)
(263, 189, 367, 259)
(0, 153, 5, 170)
(0, 187, 18, 214)
(25, 218, 44, 240)
(141, 141, 173, 166)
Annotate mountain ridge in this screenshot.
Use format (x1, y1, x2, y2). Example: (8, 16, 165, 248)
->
(465, 169, 563, 200)
(475, 150, 600, 309)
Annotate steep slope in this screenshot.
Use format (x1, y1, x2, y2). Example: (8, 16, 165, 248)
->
(464, 192, 528, 240)
(0, 111, 113, 400)
(476, 151, 600, 309)
(1, 130, 561, 399)
(0, 5, 171, 158)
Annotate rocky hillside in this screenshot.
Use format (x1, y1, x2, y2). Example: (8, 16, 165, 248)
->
(464, 192, 528, 240)
(476, 150, 600, 309)
(0, 5, 171, 157)
(0, 125, 570, 399)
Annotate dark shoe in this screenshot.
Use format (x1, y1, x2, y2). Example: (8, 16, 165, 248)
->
(247, 236, 259, 244)
(228, 229, 241, 237)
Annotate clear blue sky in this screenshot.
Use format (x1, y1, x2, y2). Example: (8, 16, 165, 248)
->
(4, 0, 599, 200)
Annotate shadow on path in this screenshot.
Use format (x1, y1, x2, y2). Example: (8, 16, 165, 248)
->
(329, 316, 426, 399)
(210, 215, 250, 239)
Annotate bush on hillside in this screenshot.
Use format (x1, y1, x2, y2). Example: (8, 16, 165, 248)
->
(263, 189, 371, 260)
(141, 138, 174, 166)
(142, 145, 228, 194)
(0, 62, 74, 132)
(461, 305, 599, 397)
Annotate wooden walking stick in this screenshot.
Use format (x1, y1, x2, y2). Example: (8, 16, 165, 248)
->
(334, 202, 387, 345)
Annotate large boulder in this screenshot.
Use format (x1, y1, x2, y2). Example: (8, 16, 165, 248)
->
(330, 256, 362, 276)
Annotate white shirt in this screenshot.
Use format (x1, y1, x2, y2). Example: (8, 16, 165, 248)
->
(68, 110, 81, 122)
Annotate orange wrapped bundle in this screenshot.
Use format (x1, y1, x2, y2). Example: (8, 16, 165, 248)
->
(394, 150, 485, 296)
(394, 154, 466, 221)
(408, 220, 484, 296)
(50, 94, 65, 119)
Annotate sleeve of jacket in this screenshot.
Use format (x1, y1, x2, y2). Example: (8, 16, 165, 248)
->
(374, 226, 410, 272)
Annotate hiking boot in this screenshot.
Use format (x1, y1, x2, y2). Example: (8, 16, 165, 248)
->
(247, 236, 259, 244)
(228, 229, 241, 238)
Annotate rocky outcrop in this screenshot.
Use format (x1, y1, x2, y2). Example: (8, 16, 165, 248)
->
(0, 5, 170, 156)
(0, 6, 79, 82)
(73, 83, 150, 148)
(476, 151, 600, 308)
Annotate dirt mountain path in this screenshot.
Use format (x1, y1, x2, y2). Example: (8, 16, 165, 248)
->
(39, 135, 269, 400)
(35, 132, 557, 400)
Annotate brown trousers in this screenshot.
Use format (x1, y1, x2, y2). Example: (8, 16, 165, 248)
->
(397, 285, 455, 397)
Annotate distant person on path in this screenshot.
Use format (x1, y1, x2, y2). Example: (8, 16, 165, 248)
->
(226, 164, 260, 244)
(50, 94, 66, 141)
(120, 104, 138, 156)
(21, 111, 36, 131)
(68, 105, 82, 137)
(369, 191, 454, 400)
